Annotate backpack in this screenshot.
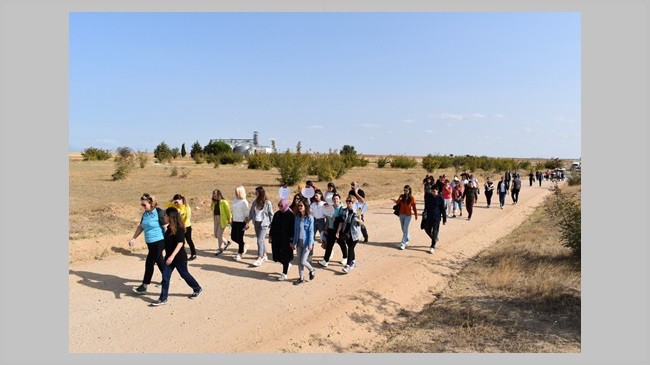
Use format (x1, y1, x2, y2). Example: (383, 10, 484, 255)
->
(141, 207, 166, 235)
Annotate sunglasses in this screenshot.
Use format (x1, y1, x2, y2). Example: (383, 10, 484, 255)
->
(346, 200, 353, 203)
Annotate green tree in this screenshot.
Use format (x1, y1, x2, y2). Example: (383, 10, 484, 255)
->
(153, 141, 173, 163)
(180, 143, 187, 158)
(340, 145, 357, 155)
(203, 140, 232, 156)
(81, 147, 112, 161)
(171, 147, 180, 159)
(190, 140, 202, 158)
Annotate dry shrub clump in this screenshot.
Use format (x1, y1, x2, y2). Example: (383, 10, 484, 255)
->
(374, 188, 581, 353)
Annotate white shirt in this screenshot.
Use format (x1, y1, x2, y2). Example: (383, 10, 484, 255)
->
(310, 201, 325, 219)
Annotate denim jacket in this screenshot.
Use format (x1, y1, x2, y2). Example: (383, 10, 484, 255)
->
(339, 208, 362, 242)
(293, 214, 314, 247)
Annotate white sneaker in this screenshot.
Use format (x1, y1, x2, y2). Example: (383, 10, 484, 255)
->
(428, 248, 435, 254)
(262, 256, 268, 262)
(252, 259, 262, 267)
(234, 254, 241, 261)
(340, 258, 347, 266)
(318, 259, 328, 267)
(399, 244, 406, 250)
(342, 265, 350, 274)
(277, 273, 287, 281)
(242, 244, 248, 255)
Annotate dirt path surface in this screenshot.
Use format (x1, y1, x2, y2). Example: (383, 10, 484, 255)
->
(69, 184, 554, 353)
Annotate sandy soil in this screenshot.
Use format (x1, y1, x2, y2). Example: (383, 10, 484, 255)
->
(69, 183, 554, 353)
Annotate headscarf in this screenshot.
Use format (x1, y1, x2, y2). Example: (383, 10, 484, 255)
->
(279, 199, 290, 212)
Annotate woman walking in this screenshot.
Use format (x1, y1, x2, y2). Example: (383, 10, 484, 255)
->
(462, 180, 479, 221)
(129, 193, 166, 294)
(483, 177, 494, 208)
(292, 199, 316, 285)
(211, 189, 232, 256)
(319, 193, 346, 267)
(165, 194, 197, 260)
(150, 207, 202, 306)
(394, 185, 418, 250)
(247, 186, 274, 267)
(231, 185, 250, 262)
(497, 176, 508, 209)
(452, 182, 464, 217)
(310, 190, 327, 244)
(338, 195, 363, 273)
(423, 186, 447, 253)
(269, 199, 295, 281)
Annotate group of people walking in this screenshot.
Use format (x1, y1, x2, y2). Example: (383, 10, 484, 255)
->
(128, 172, 537, 306)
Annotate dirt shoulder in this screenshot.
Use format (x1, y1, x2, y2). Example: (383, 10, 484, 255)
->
(69, 183, 554, 353)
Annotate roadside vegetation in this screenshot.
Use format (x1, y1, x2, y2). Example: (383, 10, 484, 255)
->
(373, 183, 581, 352)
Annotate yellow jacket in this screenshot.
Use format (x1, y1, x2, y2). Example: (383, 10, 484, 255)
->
(211, 199, 232, 229)
(165, 202, 192, 227)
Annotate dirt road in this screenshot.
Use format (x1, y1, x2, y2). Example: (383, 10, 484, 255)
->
(69, 183, 554, 353)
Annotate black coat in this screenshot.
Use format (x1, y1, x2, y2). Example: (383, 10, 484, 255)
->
(269, 210, 295, 264)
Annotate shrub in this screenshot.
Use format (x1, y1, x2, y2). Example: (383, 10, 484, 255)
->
(310, 153, 347, 181)
(112, 146, 135, 180)
(376, 156, 390, 168)
(81, 147, 112, 161)
(205, 154, 220, 168)
(153, 141, 173, 163)
(170, 166, 178, 177)
(544, 158, 564, 169)
(545, 186, 581, 256)
(274, 151, 310, 185)
(567, 172, 581, 186)
(247, 152, 273, 170)
(180, 167, 190, 178)
(218, 151, 244, 165)
(111, 164, 130, 180)
(171, 147, 180, 159)
(136, 151, 149, 168)
(390, 155, 417, 169)
(421, 154, 441, 173)
(192, 153, 206, 164)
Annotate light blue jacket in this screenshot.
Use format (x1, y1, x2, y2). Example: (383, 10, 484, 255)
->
(293, 215, 314, 247)
(248, 200, 274, 228)
(339, 208, 362, 242)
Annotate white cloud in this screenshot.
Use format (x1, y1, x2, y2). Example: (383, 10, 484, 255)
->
(424, 129, 434, 133)
(358, 123, 380, 129)
(309, 125, 324, 129)
(553, 116, 576, 123)
(440, 113, 464, 120)
(469, 113, 486, 119)
(445, 123, 453, 127)
(401, 119, 416, 124)
(493, 114, 507, 119)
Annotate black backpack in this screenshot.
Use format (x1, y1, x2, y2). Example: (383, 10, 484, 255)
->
(141, 207, 166, 235)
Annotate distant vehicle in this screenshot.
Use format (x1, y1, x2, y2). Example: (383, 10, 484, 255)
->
(570, 161, 581, 171)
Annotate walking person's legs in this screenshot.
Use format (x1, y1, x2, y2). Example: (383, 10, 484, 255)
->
(185, 226, 197, 258)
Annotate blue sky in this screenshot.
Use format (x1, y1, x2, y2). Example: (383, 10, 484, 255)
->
(69, 12, 581, 158)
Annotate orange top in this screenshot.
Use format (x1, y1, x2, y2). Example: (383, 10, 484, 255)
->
(396, 195, 418, 219)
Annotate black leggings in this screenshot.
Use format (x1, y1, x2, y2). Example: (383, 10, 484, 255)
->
(231, 221, 246, 254)
(344, 238, 358, 265)
(143, 240, 165, 285)
(184, 226, 196, 255)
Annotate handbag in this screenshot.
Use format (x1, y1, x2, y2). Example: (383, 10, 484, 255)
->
(392, 204, 400, 216)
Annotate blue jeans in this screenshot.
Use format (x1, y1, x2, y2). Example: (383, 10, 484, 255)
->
(399, 214, 412, 245)
(498, 192, 507, 207)
(159, 260, 201, 302)
(296, 239, 314, 278)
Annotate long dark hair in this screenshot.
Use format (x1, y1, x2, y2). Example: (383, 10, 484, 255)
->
(254, 186, 267, 209)
(401, 185, 413, 204)
(165, 207, 185, 236)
